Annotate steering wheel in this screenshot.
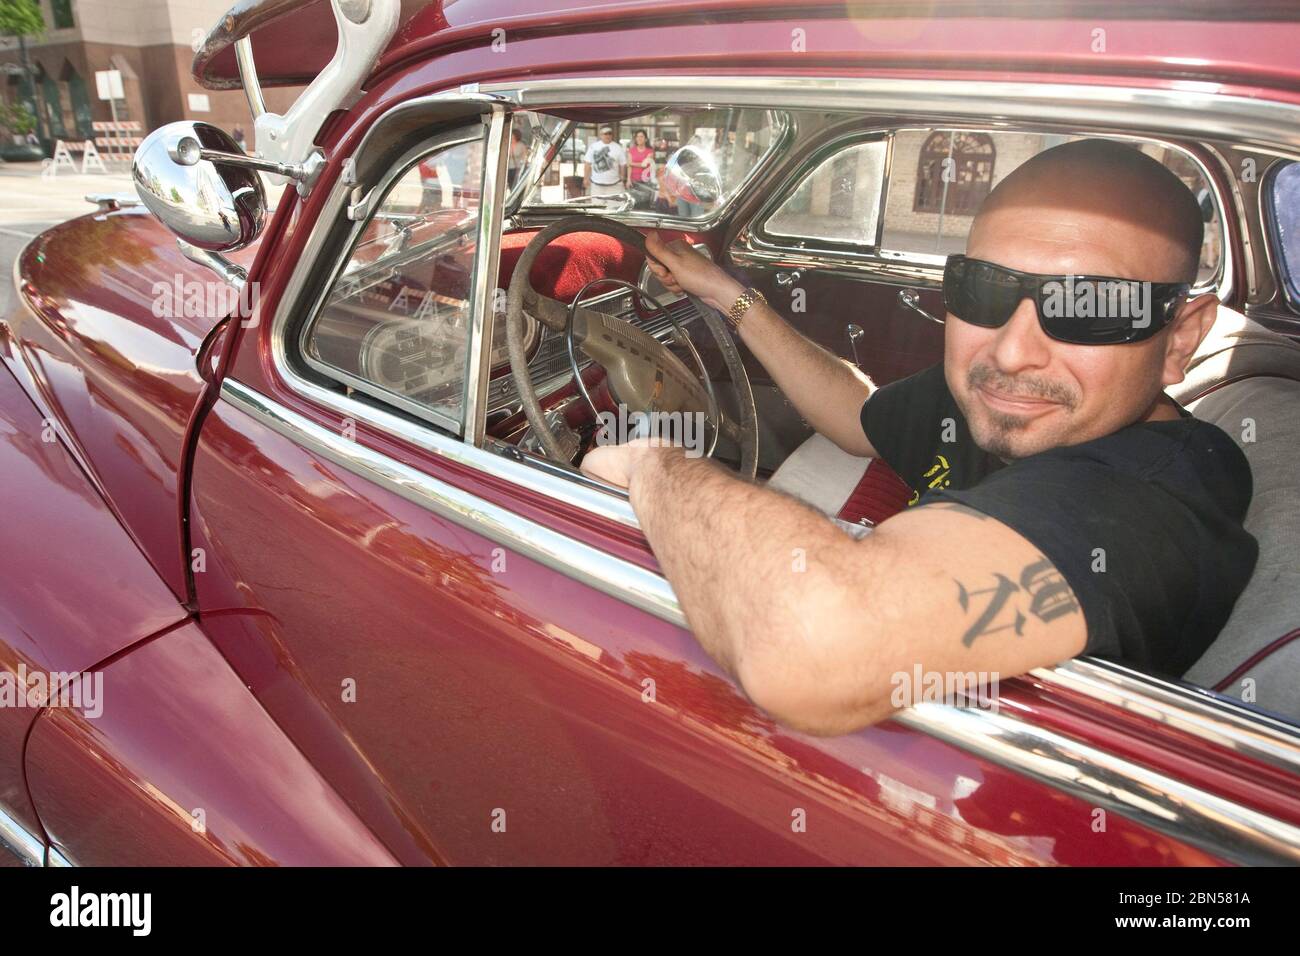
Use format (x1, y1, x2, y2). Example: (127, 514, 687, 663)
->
(505, 216, 759, 479)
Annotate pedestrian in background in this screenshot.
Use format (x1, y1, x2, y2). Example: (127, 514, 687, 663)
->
(584, 126, 626, 198)
(626, 128, 656, 208)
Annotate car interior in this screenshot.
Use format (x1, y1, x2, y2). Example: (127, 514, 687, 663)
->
(292, 102, 1300, 726)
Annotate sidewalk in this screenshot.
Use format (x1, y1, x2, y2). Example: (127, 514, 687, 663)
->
(0, 160, 136, 238)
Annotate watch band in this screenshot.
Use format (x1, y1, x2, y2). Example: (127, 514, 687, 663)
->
(725, 287, 767, 331)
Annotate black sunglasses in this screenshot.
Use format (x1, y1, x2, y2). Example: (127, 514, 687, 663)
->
(942, 255, 1192, 345)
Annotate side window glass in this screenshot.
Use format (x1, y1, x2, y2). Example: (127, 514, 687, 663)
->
(763, 129, 1225, 290)
(1270, 161, 1300, 308)
(880, 131, 1223, 285)
(301, 132, 485, 434)
(764, 140, 887, 245)
(521, 107, 782, 218)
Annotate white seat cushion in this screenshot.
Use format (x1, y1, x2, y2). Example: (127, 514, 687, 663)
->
(767, 432, 871, 515)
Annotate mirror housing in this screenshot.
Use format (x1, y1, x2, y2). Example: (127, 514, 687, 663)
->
(663, 144, 722, 206)
(132, 121, 267, 253)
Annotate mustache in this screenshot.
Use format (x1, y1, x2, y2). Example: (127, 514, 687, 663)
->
(967, 364, 1079, 409)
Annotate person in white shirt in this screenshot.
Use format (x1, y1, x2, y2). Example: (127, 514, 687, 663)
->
(584, 126, 627, 198)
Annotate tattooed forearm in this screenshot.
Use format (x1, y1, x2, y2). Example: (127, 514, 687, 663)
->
(954, 554, 1080, 647)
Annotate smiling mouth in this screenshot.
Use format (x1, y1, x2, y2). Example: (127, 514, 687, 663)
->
(975, 384, 1061, 416)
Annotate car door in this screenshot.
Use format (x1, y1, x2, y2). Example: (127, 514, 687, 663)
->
(185, 96, 1295, 867)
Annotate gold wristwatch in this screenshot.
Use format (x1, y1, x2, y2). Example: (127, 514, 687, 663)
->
(725, 286, 767, 331)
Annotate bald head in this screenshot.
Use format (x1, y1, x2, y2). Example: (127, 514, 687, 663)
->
(970, 139, 1204, 283)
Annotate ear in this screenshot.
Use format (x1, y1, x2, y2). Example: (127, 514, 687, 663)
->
(1160, 293, 1220, 388)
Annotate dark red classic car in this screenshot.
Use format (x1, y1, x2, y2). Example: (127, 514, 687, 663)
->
(2, 0, 1300, 867)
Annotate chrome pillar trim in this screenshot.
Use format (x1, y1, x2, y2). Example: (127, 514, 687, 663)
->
(220, 378, 683, 627)
(464, 107, 510, 447)
(481, 76, 1300, 153)
(894, 702, 1300, 865)
(1033, 658, 1300, 774)
(0, 804, 45, 867)
(234, 36, 266, 120)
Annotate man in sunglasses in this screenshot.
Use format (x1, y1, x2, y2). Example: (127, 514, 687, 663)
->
(581, 138, 1256, 736)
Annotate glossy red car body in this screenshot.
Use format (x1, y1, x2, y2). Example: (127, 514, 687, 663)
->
(3, 0, 1300, 865)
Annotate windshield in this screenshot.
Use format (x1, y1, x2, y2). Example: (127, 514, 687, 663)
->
(517, 107, 785, 220)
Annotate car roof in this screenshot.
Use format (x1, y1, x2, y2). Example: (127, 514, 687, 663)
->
(195, 0, 1300, 93)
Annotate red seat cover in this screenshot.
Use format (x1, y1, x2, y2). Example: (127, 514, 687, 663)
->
(836, 458, 913, 527)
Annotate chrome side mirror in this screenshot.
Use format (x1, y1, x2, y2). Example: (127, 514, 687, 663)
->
(132, 121, 267, 253)
(664, 144, 722, 205)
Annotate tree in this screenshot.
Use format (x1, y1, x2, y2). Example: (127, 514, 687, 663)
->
(0, 102, 37, 136)
(0, 0, 47, 144)
(0, 0, 44, 36)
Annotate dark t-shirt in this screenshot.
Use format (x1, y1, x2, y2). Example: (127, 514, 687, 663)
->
(860, 363, 1258, 674)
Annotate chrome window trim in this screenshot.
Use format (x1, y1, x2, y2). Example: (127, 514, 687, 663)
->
(464, 107, 510, 446)
(259, 76, 1300, 859)
(1033, 658, 1300, 774)
(220, 375, 1300, 865)
(894, 703, 1300, 865)
(741, 124, 1234, 302)
(480, 75, 1300, 153)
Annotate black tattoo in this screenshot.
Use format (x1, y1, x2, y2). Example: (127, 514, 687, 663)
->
(1019, 557, 1080, 623)
(956, 574, 1026, 646)
(955, 555, 1080, 646)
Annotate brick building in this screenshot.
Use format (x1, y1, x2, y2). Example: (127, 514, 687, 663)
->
(0, 0, 301, 145)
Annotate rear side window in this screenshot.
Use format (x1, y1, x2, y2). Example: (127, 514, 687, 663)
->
(1269, 161, 1300, 308)
(761, 129, 1225, 288)
(765, 140, 887, 246)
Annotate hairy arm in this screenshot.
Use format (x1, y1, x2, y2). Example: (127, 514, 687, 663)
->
(609, 446, 1087, 735)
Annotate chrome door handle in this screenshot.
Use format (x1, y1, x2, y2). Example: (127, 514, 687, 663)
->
(775, 269, 803, 287)
(898, 288, 944, 324)
(846, 323, 864, 366)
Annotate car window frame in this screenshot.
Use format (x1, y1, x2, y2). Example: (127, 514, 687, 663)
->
(746, 124, 1234, 302)
(249, 80, 1300, 856)
(294, 124, 492, 437)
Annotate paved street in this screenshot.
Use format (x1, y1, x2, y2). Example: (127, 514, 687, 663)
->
(0, 161, 136, 317)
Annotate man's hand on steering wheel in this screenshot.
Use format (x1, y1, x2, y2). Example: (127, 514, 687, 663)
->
(644, 233, 745, 313)
(506, 215, 760, 479)
(580, 436, 677, 490)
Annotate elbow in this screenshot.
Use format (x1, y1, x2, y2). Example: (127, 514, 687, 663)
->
(733, 619, 895, 737)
